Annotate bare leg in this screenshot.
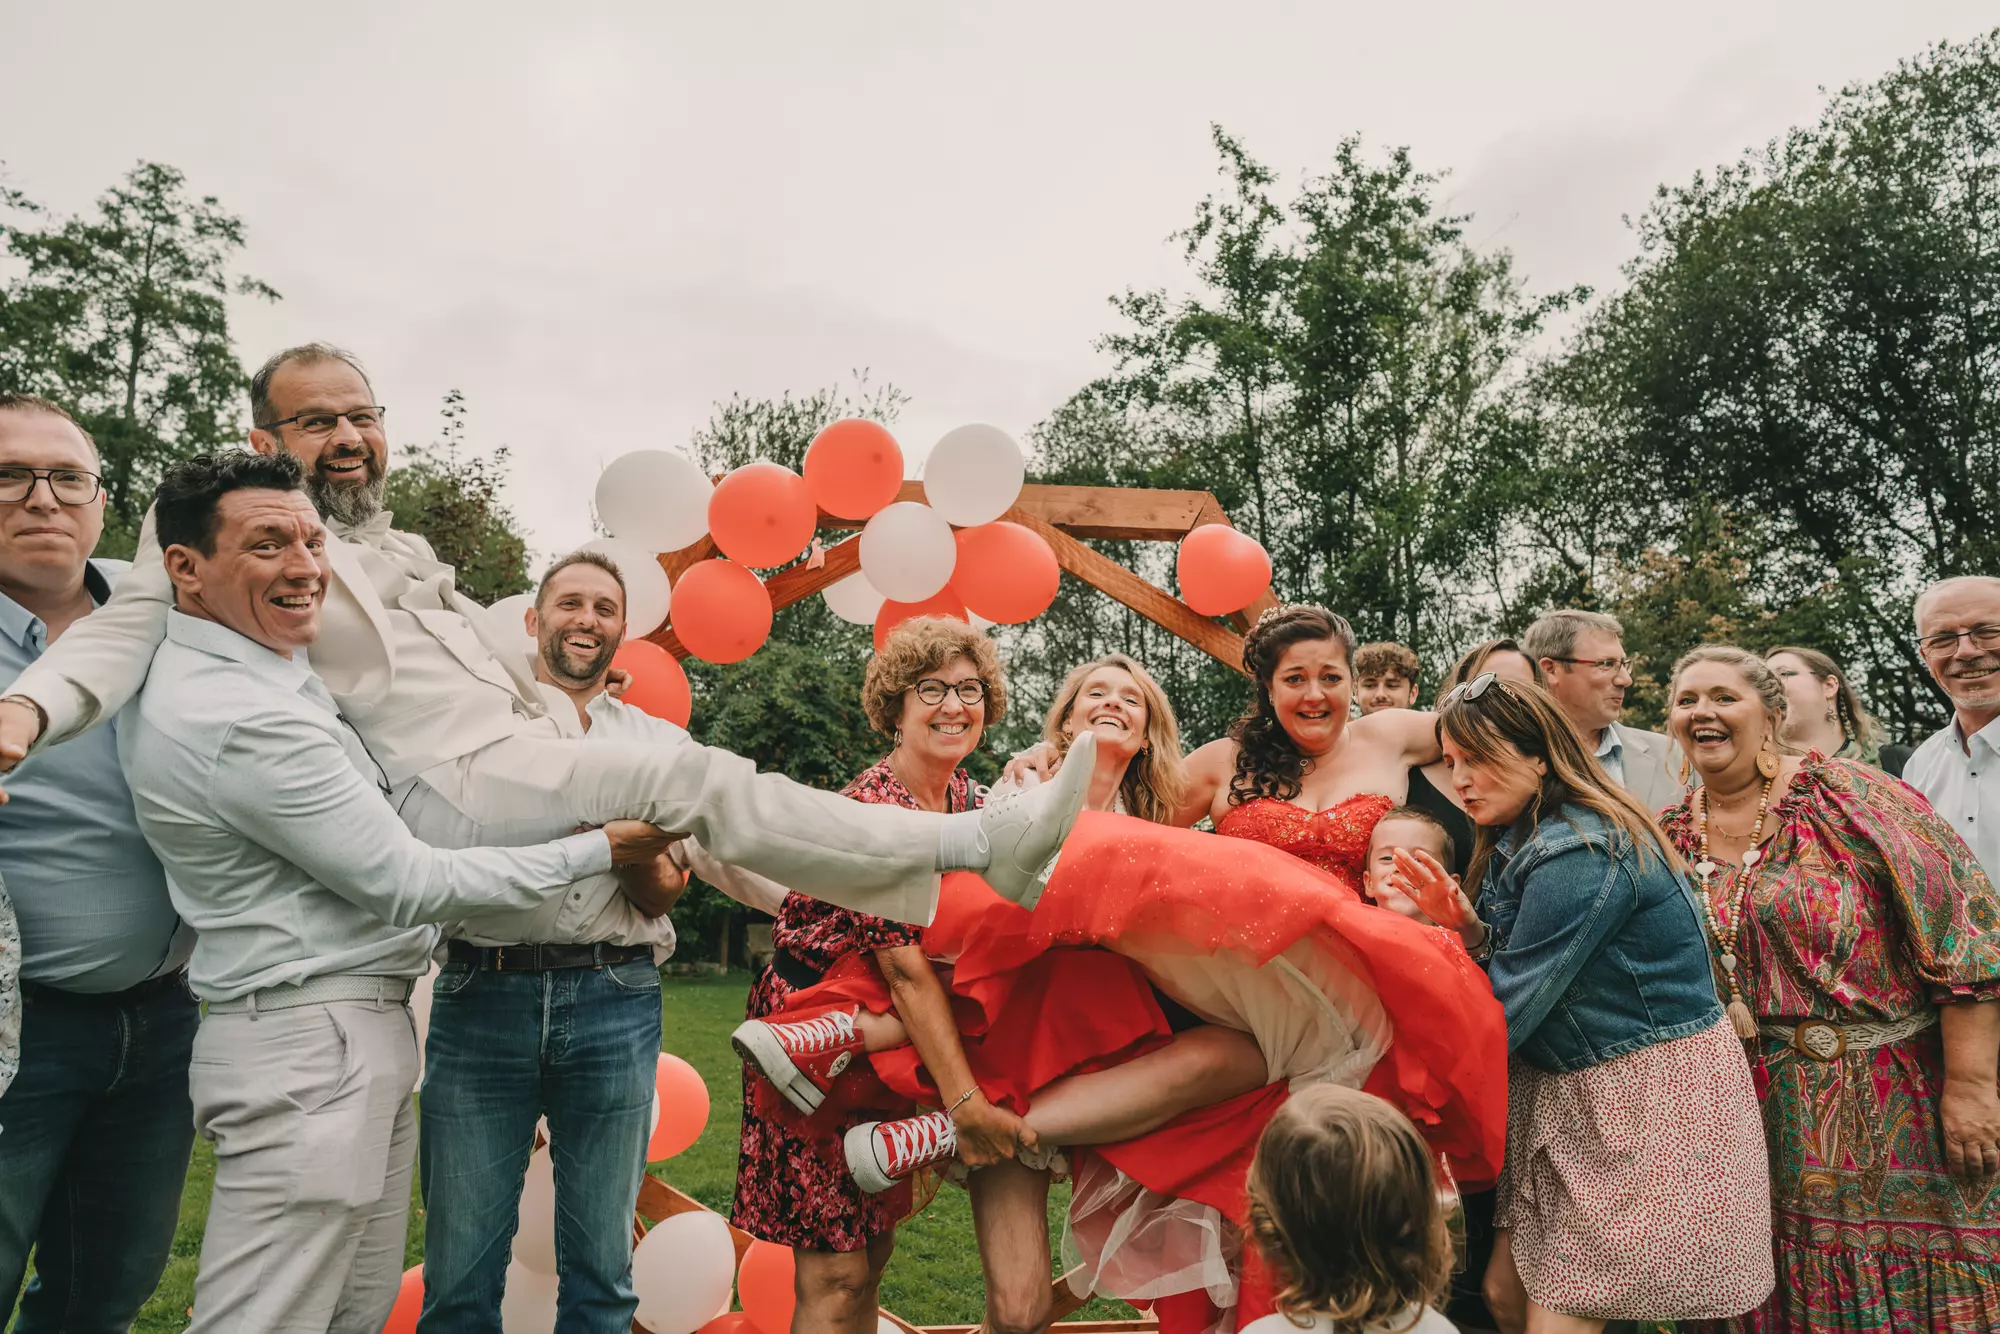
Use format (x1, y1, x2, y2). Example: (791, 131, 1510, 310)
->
(1524, 1302, 1603, 1334)
(1483, 1229, 1527, 1334)
(968, 1161, 1055, 1334)
(853, 1009, 908, 1052)
(1024, 1026, 1266, 1146)
(792, 1233, 895, 1334)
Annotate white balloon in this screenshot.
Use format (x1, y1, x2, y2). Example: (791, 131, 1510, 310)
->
(487, 592, 540, 666)
(512, 1147, 559, 1275)
(500, 1260, 559, 1334)
(859, 503, 956, 603)
(596, 450, 713, 553)
(649, 1093, 661, 1140)
(966, 611, 996, 633)
(409, 960, 438, 1077)
(578, 538, 672, 638)
(921, 424, 1025, 527)
(631, 1211, 737, 1334)
(877, 1319, 903, 1334)
(821, 571, 887, 625)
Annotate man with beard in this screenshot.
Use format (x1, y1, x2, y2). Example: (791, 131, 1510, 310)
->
(0, 343, 1097, 930)
(414, 550, 690, 1333)
(1908, 576, 2000, 880)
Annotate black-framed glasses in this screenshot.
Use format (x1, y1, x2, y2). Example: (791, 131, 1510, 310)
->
(0, 465, 103, 506)
(1918, 624, 2000, 659)
(1439, 671, 1499, 710)
(256, 406, 388, 438)
(913, 677, 988, 706)
(1548, 654, 1633, 674)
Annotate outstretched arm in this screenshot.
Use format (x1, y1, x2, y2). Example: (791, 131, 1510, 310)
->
(1357, 706, 1442, 767)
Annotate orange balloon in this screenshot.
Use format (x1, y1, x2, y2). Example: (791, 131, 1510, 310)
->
(671, 561, 773, 664)
(709, 462, 818, 569)
(737, 1241, 798, 1334)
(649, 1052, 711, 1160)
(698, 1316, 760, 1334)
(611, 640, 693, 727)
(950, 522, 1060, 623)
(1175, 525, 1273, 616)
(872, 590, 969, 652)
(804, 420, 904, 520)
(381, 1265, 424, 1334)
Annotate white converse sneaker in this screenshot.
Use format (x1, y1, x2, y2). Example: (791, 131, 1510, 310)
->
(731, 1008, 864, 1115)
(844, 1110, 958, 1193)
(976, 731, 1097, 910)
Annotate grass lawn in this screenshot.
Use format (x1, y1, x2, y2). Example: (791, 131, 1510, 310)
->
(36, 970, 1133, 1332)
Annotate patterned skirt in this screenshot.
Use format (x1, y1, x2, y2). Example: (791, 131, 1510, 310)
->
(1498, 1019, 1774, 1320)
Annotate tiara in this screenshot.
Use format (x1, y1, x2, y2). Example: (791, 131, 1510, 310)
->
(1252, 603, 1331, 630)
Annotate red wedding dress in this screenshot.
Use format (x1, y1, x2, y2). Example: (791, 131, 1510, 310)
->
(766, 797, 1507, 1332)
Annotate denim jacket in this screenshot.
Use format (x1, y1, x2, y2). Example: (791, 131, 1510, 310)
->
(1480, 803, 1722, 1073)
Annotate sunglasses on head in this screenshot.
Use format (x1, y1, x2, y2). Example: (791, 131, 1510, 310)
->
(1439, 671, 1499, 711)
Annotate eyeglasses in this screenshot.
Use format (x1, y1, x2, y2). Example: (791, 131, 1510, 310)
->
(256, 406, 388, 438)
(1917, 624, 2000, 659)
(912, 677, 988, 706)
(1548, 655, 1633, 675)
(0, 465, 103, 506)
(1439, 671, 1498, 710)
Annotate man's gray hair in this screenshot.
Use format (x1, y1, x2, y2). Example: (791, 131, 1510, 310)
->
(1522, 609, 1626, 664)
(250, 343, 372, 428)
(535, 549, 626, 610)
(1914, 576, 2000, 631)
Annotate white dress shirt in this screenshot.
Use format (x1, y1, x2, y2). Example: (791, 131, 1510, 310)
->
(1908, 714, 2000, 881)
(119, 611, 613, 1002)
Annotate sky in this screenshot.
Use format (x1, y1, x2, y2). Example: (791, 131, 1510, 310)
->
(3, 2, 1992, 561)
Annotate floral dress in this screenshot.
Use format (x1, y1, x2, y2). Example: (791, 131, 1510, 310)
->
(729, 760, 973, 1252)
(1661, 756, 2000, 1333)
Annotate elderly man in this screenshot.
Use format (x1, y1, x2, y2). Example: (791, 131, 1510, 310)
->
(1907, 576, 2000, 880)
(0, 394, 198, 1333)
(0, 344, 1093, 920)
(417, 550, 697, 1334)
(1522, 609, 1685, 813)
(121, 450, 678, 1333)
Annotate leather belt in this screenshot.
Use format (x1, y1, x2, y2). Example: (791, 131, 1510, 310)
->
(770, 946, 824, 992)
(1758, 1009, 1939, 1062)
(446, 940, 653, 972)
(20, 970, 189, 1007)
(208, 973, 414, 1016)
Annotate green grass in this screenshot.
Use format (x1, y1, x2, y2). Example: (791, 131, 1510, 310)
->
(24, 971, 1130, 1332)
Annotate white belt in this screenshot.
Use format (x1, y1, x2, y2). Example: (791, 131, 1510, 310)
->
(207, 973, 414, 1017)
(1758, 1009, 1938, 1062)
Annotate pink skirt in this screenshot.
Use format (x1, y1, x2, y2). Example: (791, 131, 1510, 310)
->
(1497, 1019, 1774, 1320)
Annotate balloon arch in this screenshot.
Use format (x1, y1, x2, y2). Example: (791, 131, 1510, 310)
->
(648, 479, 1280, 676)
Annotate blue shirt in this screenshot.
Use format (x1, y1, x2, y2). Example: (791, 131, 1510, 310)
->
(0, 561, 189, 992)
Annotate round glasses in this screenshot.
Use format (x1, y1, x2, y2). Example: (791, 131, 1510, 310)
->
(912, 677, 988, 707)
(0, 466, 103, 506)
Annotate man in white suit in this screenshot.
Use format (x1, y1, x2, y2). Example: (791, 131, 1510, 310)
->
(0, 344, 1093, 921)
(1522, 609, 1687, 815)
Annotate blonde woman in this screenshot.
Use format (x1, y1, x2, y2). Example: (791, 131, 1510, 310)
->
(1762, 644, 1887, 766)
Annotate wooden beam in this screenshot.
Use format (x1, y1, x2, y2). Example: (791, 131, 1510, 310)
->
(644, 537, 863, 660)
(810, 483, 1222, 543)
(1004, 507, 1249, 676)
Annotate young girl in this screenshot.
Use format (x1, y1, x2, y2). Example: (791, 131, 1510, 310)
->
(1242, 1083, 1457, 1334)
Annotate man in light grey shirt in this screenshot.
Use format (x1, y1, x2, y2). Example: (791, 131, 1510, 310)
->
(1523, 609, 1687, 814)
(1907, 576, 2000, 880)
(120, 451, 675, 1334)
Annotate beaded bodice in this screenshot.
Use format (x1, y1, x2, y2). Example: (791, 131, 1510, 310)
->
(1214, 793, 1394, 886)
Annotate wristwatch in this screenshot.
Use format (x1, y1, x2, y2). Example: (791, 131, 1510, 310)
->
(0, 693, 47, 739)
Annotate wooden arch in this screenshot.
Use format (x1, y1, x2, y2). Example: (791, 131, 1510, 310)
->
(644, 482, 1279, 673)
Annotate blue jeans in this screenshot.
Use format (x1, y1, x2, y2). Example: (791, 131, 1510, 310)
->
(416, 956, 663, 1334)
(0, 978, 200, 1333)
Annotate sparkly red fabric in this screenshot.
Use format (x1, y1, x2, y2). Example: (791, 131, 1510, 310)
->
(1212, 793, 1395, 881)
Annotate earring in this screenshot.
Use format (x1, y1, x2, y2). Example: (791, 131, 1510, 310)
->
(1756, 739, 1780, 780)
(893, 728, 902, 746)
(1824, 706, 1836, 725)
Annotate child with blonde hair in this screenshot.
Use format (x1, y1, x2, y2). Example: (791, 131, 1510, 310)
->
(1244, 1084, 1456, 1334)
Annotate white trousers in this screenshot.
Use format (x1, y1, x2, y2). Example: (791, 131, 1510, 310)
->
(404, 727, 941, 925)
(187, 1001, 418, 1334)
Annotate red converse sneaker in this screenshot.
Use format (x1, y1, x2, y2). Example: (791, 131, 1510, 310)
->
(845, 1111, 957, 1194)
(730, 1008, 864, 1115)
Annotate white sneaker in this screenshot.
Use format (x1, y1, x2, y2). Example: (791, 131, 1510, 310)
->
(976, 731, 1096, 910)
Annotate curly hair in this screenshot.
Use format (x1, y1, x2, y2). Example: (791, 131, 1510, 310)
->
(1246, 1085, 1452, 1334)
(1041, 653, 1188, 825)
(1229, 605, 1358, 805)
(861, 617, 1008, 739)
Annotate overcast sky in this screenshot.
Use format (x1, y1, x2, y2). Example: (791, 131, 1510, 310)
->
(4, 2, 1992, 560)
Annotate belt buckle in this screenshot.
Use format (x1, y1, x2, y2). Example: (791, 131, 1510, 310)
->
(1792, 1019, 1848, 1062)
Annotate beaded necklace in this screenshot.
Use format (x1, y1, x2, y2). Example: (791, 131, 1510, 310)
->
(1695, 773, 1775, 1041)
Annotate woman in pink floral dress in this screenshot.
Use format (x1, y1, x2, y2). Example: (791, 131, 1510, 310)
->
(1662, 646, 2000, 1333)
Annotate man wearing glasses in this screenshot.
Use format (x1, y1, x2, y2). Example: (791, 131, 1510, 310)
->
(1907, 576, 2000, 880)
(1522, 609, 1687, 813)
(0, 395, 197, 1332)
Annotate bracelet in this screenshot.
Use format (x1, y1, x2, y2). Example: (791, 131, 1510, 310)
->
(947, 1085, 981, 1115)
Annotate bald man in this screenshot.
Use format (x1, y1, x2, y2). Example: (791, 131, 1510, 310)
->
(1907, 576, 2000, 879)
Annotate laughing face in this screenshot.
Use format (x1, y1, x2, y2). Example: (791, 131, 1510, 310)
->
(249, 357, 389, 529)
(1916, 579, 2000, 723)
(895, 652, 986, 767)
(1667, 660, 1779, 784)
(1267, 638, 1353, 756)
(1059, 665, 1149, 766)
(166, 488, 330, 657)
(531, 561, 626, 690)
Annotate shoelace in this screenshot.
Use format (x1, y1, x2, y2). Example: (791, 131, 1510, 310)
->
(880, 1112, 956, 1176)
(776, 1010, 857, 1055)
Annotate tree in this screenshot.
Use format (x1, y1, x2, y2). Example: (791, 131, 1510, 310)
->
(385, 391, 532, 604)
(0, 161, 278, 538)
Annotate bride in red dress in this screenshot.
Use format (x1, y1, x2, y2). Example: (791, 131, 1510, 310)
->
(736, 608, 1506, 1332)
